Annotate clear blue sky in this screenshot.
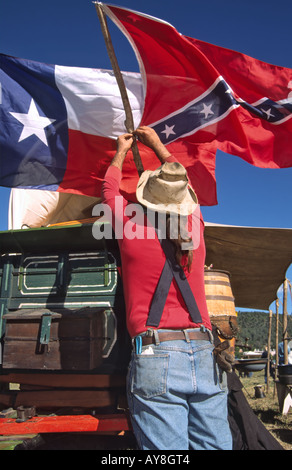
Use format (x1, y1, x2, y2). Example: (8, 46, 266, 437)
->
(1, 0, 291, 312)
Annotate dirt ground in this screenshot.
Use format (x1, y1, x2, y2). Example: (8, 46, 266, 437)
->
(240, 370, 292, 450)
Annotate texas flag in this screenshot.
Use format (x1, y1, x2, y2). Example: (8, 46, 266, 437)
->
(0, 54, 146, 199)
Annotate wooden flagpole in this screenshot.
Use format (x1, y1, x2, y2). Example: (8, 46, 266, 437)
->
(283, 278, 289, 364)
(275, 298, 279, 379)
(94, 2, 144, 175)
(267, 309, 272, 393)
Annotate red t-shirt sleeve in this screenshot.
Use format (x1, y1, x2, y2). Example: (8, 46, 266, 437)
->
(102, 165, 122, 202)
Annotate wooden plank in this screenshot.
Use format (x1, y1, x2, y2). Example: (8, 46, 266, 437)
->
(0, 373, 126, 389)
(0, 390, 121, 409)
(0, 414, 131, 435)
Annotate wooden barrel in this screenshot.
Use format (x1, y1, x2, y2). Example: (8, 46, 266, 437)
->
(204, 269, 236, 316)
(204, 269, 238, 352)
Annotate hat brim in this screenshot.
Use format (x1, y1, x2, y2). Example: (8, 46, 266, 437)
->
(136, 168, 198, 216)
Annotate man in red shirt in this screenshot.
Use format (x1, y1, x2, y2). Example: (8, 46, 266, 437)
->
(102, 126, 232, 450)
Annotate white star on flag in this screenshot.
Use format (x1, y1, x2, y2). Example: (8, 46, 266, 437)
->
(261, 108, 275, 120)
(200, 103, 214, 119)
(10, 98, 56, 146)
(161, 124, 176, 139)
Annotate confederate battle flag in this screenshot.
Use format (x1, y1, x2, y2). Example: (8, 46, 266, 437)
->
(103, 4, 292, 205)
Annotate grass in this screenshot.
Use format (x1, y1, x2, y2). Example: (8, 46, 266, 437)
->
(0, 439, 24, 451)
(239, 370, 292, 450)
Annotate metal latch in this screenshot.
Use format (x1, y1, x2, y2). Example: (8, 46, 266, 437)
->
(40, 313, 52, 345)
(16, 406, 36, 423)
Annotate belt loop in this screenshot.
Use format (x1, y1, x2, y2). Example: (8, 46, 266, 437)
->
(183, 329, 190, 343)
(146, 328, 155, 337)
(153, 330, 160, 345)
(207, 329, 214, 344)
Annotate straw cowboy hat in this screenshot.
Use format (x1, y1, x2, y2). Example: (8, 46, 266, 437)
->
(136, 161, 198, 216)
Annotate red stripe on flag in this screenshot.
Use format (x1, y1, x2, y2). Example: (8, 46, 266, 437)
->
(58, 130, 116, 197)
(59, 129, 218, 206)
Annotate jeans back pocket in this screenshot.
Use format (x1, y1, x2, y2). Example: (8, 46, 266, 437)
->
(131, 353, 169, 399)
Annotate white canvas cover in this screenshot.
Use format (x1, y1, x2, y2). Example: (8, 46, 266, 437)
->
(8, 188, 100, 229)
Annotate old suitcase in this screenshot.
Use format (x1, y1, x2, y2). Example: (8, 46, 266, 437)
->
(2, 307, 106, 370)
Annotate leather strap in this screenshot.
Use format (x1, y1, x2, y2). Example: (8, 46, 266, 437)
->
(141, 330, 210, 346)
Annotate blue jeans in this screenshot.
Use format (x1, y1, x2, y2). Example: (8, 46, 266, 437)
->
(126, 329, 232, 450)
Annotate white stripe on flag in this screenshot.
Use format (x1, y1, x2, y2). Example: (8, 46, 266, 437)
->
(55, 66, 144, 139)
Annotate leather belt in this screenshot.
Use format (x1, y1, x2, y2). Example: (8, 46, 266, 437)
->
(141, 330, 210, 346)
